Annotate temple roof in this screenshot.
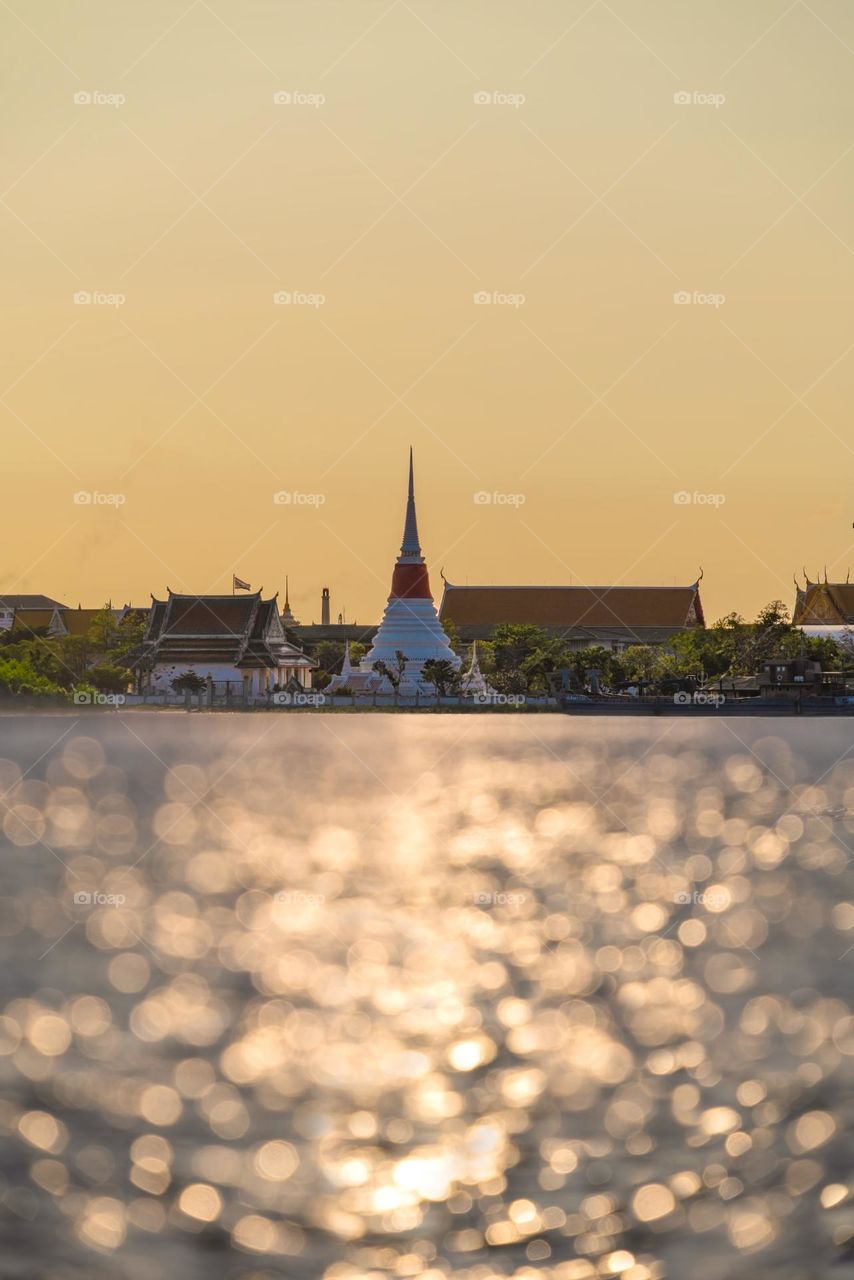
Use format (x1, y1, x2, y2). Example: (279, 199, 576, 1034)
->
(61, 608, 114, 637)
(9, 609, 59, 635)
(148, 591, 264, 639)
(793, 579, 854, 625)
(143, 591, 316, 669)
(439, 584, 704, 631)
(0, 594, 68, 610)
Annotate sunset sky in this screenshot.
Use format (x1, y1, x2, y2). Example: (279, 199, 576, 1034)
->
(3, 0, 854, 624)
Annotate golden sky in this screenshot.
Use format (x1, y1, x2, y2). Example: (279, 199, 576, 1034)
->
(2, 0, 854, 624)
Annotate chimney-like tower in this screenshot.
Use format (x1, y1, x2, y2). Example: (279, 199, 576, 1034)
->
(321, 587, 330, 625)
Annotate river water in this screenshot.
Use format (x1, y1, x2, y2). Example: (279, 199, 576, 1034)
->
(1, 712, 853, 1279)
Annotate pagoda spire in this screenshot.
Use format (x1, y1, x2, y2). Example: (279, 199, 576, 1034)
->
(400, 446, 423, 560)
(281, 576, 299, 627)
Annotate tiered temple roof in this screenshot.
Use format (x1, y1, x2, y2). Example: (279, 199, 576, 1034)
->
(142, 591, 315, 673)
(439, 582, 705, 643)
(793, 575, 854, 626)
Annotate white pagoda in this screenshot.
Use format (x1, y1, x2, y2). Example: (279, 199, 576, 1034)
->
(460, 641, 496, 698)
(329, 450, 460, 696)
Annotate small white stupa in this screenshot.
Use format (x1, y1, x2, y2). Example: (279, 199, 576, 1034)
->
(329, 638, 376, 694)
(460, 641, 495, 698)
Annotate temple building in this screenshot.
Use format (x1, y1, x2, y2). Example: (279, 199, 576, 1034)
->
(139, 590, 316, 697)
(0, 594, 68, 631)
(439, 580, 705, 651)
(793, 572, 854, 640)
(7, 602, 145, 639)
(329, 450, 460, 695)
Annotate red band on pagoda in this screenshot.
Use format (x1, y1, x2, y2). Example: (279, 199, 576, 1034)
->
(390, 563, 432, 600)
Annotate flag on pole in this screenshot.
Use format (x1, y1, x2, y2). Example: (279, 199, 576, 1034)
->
(233, 574, 251, 592)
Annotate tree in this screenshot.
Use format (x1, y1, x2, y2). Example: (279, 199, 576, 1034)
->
(421, 658, 461, 697)
(86, 605, 119, 651)
(372, 650, 408, 692)
(490, 625, 549, 693)
(50, 635, 93, 685)
(0, 655, 65, 699)
(312, 640, 345, 689)
(441, 617, 462, 655)
(171, 670, 206, 694)
(112, 611, 146, 660)
(86, 663, 131, 694)
(486, 625, 576, 694)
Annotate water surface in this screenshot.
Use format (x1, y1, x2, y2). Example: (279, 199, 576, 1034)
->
(1, 714, 853, 1279)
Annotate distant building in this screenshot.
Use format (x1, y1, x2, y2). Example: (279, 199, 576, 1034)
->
(139, 590, 316, 697)
(321, 587, 331, 625)
(281, 578, 300, 628)
(0, 594, 68, 630)
(439, 580, 705, 651)
(7, 603, 149, 641)
(793, 574, 854, 640)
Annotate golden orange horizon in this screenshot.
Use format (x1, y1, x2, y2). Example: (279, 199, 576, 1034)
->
(3, 0, 854, 626)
